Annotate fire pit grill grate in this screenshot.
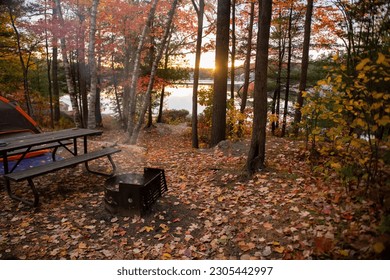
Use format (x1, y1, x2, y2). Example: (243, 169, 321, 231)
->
(104, 167, 167, 216)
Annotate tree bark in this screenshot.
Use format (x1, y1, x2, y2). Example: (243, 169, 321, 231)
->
(211, 0, 230, 147)
(87, 0, 100, 129)
(281, 5, 293, 137)
(52, 5, 60, 124)
(230, 0, 236, 100)
(44, 1, 53, 128)
(7, 4, 34, 117)
(293, 0, 313, 135)
(129, 0, 178, 144)
(246, 0, 272, 174)
(157, 34, 172, 123)
(190, 0, 205, 149)
(271, 29, 284, 135)
(126, 0, 159, 138)
(240, 1, 255, 114)
(76, 10, 88, 128)
(54, 0, 82, 127)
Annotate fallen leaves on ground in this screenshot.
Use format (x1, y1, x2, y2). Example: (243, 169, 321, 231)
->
(0, 121, 386, 260)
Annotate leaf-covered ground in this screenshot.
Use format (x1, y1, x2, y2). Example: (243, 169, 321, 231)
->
(0, 120, 387, 259)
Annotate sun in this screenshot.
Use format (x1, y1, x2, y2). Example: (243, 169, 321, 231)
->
(184, 52, 215, 69)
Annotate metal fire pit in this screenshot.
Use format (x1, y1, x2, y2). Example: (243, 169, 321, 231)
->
(104, 168, 167, 216)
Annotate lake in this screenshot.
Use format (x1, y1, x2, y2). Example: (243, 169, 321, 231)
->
(60, 85, 209, 116)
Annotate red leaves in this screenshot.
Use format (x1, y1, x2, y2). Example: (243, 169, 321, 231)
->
(314, 237, 334, 255)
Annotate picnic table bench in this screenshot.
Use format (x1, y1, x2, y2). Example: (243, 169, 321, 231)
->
(0, 128, 121, 207)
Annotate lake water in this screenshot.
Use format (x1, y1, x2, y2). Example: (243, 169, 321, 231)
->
(60, 85, 208, 115)
(60, 84, 293, 116)
(162, 86, 207, 114)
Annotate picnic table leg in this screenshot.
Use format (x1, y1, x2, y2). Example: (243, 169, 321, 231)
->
(5, 178, 39, 207)
(85, 155, 117, 177)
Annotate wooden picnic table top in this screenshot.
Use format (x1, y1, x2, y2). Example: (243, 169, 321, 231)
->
(0, 128, 103, 153)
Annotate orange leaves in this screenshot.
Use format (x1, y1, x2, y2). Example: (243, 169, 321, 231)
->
(263, 222, 273, 231)
(238, 241, 256, 252)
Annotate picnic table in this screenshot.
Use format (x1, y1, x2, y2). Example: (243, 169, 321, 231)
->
(0, 128, 121, 207)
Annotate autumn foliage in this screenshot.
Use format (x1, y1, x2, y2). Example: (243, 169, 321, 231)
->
(302, 52, 389, 195)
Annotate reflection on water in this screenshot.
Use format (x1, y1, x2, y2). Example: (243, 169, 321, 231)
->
(164, 86, 207, 114)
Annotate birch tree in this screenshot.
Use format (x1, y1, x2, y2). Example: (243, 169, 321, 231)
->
(126, 0, 159, 138)
(129, 0, 179, 144)
(54, 0, 82, 127)
(87, 0, 100, 129)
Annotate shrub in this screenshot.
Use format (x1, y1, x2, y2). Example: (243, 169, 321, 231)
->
(301, 52, 390, 194)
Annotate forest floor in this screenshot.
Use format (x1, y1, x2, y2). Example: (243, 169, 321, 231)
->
(0, 117, 388, 260)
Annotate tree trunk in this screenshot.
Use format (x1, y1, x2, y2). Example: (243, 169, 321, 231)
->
(271, 34, 284, 135)
(52, 3, 60, 124)
(7, 5, 33, 117)
(238, 1, 255, 137)
(111, 54, 123, 125)
(122, 35, 133, 129)
(77, 12, 88, 128)
(146, 21, 156, 129)
(211, 0, 230, 147)
(54, 0, 82, 127)
(87, 0, 100, 129)
(230, 0, 236, 100)
(95, 42, 103, 127)
(240, 1, 254, 114)
(127, 0, 159, 138)
(246, 0, 272, 174)
(281, 5, 293, 137)
(157, 35, 172, 123)
(52, 41, 60, 123)
(44, 1, 53, 128)
(293, 0, 313, 135)
(190, 0, 205, 149)
(129, 0, 178, 144)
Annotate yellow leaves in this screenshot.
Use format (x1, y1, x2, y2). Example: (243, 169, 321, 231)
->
(376, 52, 390, 67)
(330, 162, 341, 170)
(160, 223, 169, 233)
(317, 79, 328, 86)
(376, 53, 385, 64)
(273, 246, 285, 254)
(162, 253, 172, 260)
(335, 74, 343, 84)
(338, 249, 349, 257)
(139, 226, 154, 233)
(371, 102, 383, 111)
(373, 242, 385, 254)
(356, 58, 371, 71)
(353, 118, 366, 128)
(377, 115, 390, 126)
